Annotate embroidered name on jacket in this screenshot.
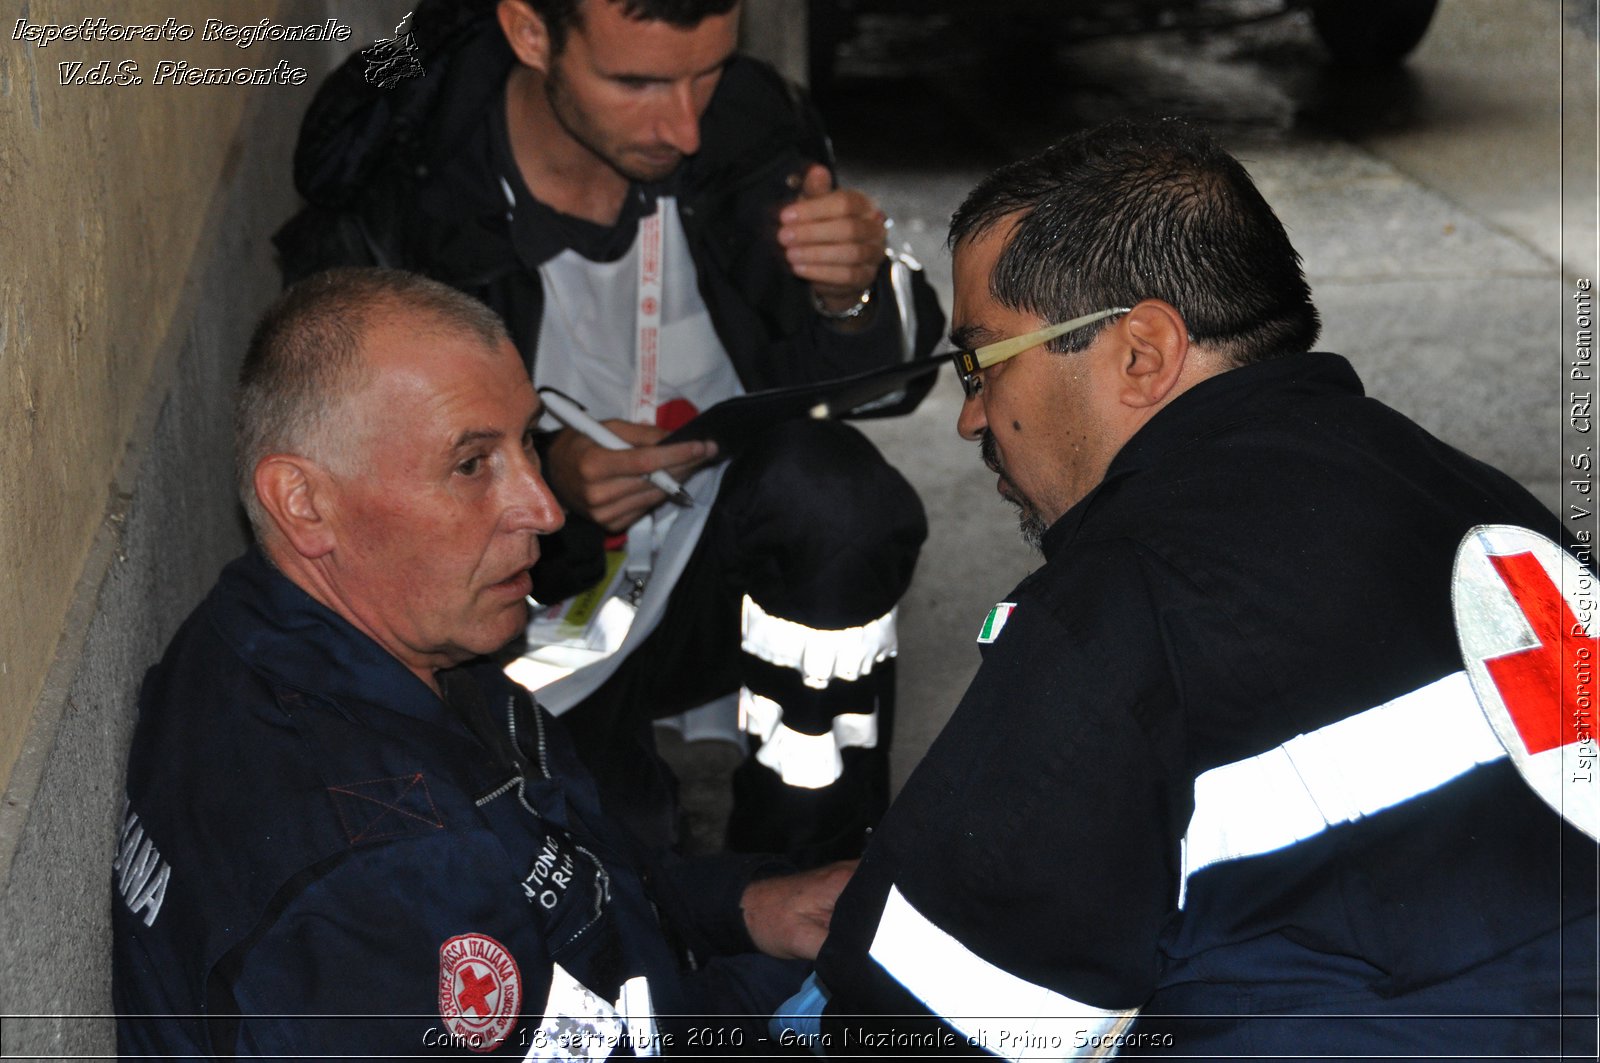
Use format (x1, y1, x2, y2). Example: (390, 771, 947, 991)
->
(522, 832, 578, 911)
(115, 800, 171, 927)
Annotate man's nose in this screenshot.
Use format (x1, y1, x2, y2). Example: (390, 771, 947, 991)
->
(657, 83, 701, 156)
(507, 455, 565, 536)
(956, 387, 987, 441)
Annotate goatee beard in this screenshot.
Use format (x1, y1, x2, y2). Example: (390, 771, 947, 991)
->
(1016, 511, 1047, 552)
(980, 431, 1046, 552)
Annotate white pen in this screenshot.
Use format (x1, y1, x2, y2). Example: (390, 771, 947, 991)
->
(538, 387, 694, 507)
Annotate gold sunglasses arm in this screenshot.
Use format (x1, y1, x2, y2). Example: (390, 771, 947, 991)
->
(969, 307, 1133, 370)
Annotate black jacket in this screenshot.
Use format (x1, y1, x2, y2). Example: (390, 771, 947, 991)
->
(812, 353, 1596, 1057)
(274, 2, 944, 400)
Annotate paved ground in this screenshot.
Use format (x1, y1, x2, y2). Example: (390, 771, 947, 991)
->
(665, 0, 1598, 845)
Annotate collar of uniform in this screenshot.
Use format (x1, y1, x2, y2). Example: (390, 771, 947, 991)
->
(208, 547, 465, 728)
(1040, 352, 1364, 558)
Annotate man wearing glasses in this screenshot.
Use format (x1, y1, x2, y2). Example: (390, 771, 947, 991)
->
(787, 119, 1596, 1058)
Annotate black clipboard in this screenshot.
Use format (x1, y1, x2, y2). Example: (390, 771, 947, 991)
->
(659, 354, 952, 453)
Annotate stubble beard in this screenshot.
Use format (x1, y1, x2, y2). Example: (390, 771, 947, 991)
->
(544, 67, 682, 185)
(981, 430, 1047, 552)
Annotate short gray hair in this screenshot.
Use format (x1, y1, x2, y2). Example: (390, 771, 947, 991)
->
(234, 268, 511, 535)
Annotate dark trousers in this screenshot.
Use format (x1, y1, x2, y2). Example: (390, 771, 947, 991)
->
(558, 420, 927, 867)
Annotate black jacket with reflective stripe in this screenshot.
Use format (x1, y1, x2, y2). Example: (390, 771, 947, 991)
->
(816, 352, 1595, 1056)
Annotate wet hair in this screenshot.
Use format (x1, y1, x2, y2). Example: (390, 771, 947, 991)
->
(234, 268, 509, 536)
(949, 117, 1320, 366)
(524, 0, 739, 53)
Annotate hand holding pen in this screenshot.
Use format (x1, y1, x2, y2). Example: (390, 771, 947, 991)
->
(538, 388, 717, 534)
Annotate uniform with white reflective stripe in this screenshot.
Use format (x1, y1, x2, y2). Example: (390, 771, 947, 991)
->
(814, 353, 1597, 1059)
(738, 596, 896, 790)
(1178, 669, 1506, 907)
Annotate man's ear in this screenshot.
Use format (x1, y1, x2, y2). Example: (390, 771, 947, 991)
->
(1115, 299, 1192, 409)
(498, 0, 554, 73)
(254, 456, 338, 560)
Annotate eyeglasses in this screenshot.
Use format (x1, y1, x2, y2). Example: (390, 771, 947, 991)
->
(952, 307, 1131, 400)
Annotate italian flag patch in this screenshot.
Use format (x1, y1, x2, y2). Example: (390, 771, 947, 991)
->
(976, 602, 1016, 644)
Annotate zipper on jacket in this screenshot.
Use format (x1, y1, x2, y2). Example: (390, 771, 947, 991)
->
(506, 695, 611, 922)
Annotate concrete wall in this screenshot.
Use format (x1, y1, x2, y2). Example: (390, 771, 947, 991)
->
(740, 0, 808, 85)
(0, 2, 802, 1057)
(0, 1, 800, 1056)
(0, 3, 398, 1056)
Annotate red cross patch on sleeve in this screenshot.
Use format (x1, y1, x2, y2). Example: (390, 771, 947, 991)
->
(1453, 524, 1600, 840)
(438, 933, 522, 1053)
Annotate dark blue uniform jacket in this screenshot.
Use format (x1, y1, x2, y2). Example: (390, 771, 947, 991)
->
(113, 549, 793, 1058)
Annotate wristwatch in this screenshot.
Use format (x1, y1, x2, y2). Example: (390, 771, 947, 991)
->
(811, 286, 873, 321)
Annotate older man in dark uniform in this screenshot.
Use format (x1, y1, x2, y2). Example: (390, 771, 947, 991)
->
(113, 269, 849, 1059)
